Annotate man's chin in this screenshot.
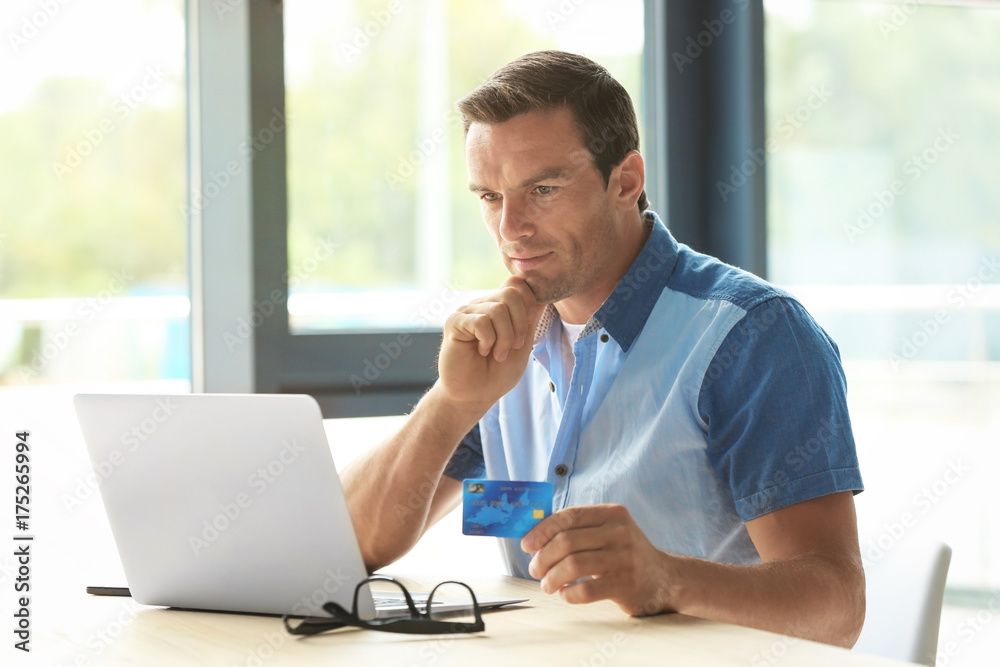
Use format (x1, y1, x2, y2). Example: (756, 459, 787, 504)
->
(517, 276, 569, 305)
(502, 263, 570, 303)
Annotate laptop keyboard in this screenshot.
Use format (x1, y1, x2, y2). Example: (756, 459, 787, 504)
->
(373, 596, 405, 608)
(372, 593, 435, 609)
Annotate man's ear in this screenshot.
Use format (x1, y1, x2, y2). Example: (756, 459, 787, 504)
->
(610, 151, 645, 211)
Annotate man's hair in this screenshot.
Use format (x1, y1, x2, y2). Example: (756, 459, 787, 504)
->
(457, 50, 649, 212)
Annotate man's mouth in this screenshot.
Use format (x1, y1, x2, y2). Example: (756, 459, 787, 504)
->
(507, 252, 553, 272)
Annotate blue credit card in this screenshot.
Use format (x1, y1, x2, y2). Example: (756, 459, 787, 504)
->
(462, 479, 554, 538)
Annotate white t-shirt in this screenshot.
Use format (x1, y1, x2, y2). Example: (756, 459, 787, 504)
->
(560, 319, 587, 391)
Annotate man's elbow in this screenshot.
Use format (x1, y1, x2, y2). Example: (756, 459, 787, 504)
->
(795, 553, 866, 648)
(356, 529, 407, 575)
(836, 588, 866, 649)
(357, 541, 384, 575)
(833, 559, 867, 649)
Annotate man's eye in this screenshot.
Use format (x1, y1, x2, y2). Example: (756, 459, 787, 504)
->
(480, 192, 500, 202)
(535, 185, 554, 195)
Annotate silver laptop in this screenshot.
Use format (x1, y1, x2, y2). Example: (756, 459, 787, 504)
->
(73, 393, 525, 619)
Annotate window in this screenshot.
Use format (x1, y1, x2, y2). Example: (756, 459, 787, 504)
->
(283, 0, 646, 332)
(244, 0, 646, 414)
(765, 0, 1000, 600)
(0, 0, 189, 388)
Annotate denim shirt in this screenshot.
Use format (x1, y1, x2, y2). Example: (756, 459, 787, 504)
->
(444, 211, 864, 579)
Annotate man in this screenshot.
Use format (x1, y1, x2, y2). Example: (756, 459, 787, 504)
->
(342, 51, 865, 647)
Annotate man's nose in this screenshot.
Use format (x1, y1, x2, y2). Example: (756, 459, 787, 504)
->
(499, 197, 533, 242)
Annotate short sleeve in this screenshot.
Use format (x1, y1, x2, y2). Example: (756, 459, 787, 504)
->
(442, 423, 486, 481)
(698, 296, 864, 521)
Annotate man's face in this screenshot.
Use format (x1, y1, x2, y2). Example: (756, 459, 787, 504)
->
(465, 108, 629, 310)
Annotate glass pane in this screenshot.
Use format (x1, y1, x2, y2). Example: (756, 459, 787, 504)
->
(284, 0, 645, 332)
(0, 0, 189, 386)
(765, 0, 1000, 594)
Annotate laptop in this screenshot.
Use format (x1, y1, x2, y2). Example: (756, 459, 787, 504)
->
(73, 393, 526, 619)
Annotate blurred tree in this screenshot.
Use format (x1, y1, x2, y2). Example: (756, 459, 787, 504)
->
(766, 3, 1000, 286)
(0, 76, 185, 297)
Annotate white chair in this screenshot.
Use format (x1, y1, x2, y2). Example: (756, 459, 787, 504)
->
(854, 541, 952, 666)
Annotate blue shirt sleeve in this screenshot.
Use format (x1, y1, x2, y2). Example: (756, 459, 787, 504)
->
(442, 423, 486, 481)
(698, 296, 864, 522)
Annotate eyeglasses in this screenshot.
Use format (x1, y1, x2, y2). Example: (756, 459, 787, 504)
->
(282, 575, 485, 636)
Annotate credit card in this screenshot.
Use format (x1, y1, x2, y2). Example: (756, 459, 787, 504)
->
(462, 479, 554, 538)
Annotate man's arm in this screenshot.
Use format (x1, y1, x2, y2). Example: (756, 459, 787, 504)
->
(342, 277, 544, 571)
(341, 390, 475, 572)
(522, 491, 865, 647)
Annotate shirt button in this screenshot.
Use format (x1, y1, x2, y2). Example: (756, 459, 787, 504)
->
(549, 381, 556, 392)
(600, 334, 609, 343)
(555, 464, 568, 477)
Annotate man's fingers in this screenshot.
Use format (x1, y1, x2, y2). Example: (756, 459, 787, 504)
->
(490, 279, 540, 351)
(449, 308, 518, 361)
(539, 550, 609, 594)
(437, 276, 546, 407)
(522, 505, 618, 553)
(482, 302, 516, 361)
(520, 504, 660, 616)
(501, 277, 545, 342)
(452, 303, 517, 360)
(528, 525, 610, 580)
(498, 286, 529, 350)
(449, 280, 540, 360)
(555, 572, 618, 606)
(447, 311, 497, 357)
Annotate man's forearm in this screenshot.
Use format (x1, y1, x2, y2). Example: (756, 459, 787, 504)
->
(341, 386, 486, 571)
(656, 551, 866, 647)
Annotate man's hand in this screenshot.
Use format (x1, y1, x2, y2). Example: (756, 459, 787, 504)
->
(438, 276, 545, 410)
(522, 494, 866, 647)
(521, 504, 673, 616)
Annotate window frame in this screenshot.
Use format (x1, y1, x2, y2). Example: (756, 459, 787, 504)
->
(188, 0, 765, 417)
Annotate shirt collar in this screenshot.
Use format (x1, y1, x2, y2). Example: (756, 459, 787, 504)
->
(533, 211, 679, 352)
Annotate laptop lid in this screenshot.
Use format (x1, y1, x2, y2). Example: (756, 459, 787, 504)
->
(74, 393, 378, 617)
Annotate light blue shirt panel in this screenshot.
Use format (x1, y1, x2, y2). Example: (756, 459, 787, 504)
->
(483, 288, 760, 579)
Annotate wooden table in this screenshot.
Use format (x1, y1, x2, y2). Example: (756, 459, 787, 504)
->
(19, 572, 917, 666)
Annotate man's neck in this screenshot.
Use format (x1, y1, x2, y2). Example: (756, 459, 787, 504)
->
(554, 210, 652, 325)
